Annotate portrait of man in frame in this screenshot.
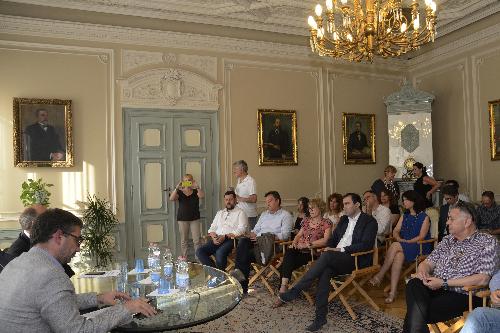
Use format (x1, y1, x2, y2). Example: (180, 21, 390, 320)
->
(258, 109, 298, 166)
(13, 98, 73, 167)
(343, 113, 376, 164)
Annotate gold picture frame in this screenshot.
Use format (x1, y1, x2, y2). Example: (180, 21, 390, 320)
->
(342, 113, 376, 164)
(257, 109, 298, 166)
(13, 97, 73, 167)
(489, 99, 500, 161)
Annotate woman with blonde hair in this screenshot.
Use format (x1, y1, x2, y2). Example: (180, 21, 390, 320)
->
(169, 174, 205, 259)
(273, 198, 332, 301)
(371, 165, 400, 211)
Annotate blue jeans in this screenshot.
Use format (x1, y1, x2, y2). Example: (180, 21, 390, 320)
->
(461, 307, 500, 333)
(195, 238, 234, 270)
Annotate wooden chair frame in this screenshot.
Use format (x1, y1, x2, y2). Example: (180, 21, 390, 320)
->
(327, 246, 381, 320)
(248, 240, 290, 296)
(288, 248, 316, 305)
(429, 285, 491, 333)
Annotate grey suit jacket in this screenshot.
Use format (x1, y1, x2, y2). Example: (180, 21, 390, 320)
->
(0, 247, 132, 333)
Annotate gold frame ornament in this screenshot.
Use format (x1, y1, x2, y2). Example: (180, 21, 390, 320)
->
(13, 97, 74, 167)
(257, 109, 298, 166)
(489, 99, 500, 161)
(342, 113, 376, 165)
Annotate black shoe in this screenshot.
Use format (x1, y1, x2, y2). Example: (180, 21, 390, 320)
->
(230, 269, 245, 282)
(279, 289, 300, 303)
(305, 318, 327, 332)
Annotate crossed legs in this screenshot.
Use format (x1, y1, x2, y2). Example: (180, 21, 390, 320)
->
(370, 241, 405, 302)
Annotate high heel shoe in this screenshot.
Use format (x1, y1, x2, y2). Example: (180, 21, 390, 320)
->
(369, 275, 382, 287)
(384, 292, 396, 304)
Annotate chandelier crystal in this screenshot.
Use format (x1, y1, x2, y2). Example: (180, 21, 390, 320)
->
(307, 0, 437, 62)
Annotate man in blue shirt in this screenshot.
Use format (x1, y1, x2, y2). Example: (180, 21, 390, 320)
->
(231, 191, 293, 294)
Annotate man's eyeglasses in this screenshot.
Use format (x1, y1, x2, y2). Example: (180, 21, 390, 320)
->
(63, 232, 85, 245)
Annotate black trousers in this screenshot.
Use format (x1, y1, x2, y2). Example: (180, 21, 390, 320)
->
(280, 248, 312, 279)
(289, 251, 355, 320)
(403, 278, 482, 333)
(234, 237, 256, 292)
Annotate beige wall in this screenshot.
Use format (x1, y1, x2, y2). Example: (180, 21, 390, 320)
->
(409, 39, 500, 201)
(0, 48, 108, 229)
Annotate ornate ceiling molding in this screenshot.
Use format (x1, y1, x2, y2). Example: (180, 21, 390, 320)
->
(6, 0, 499, 38)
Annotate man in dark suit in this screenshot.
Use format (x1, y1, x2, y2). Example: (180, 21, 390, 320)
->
(24, 108, 64, 161)
(347, 121, 369, 157)
(438, 185, 462, 241)
(265, 117, 290, 159)
(7, 206, 75, 277)
(277, 193, 378, 331)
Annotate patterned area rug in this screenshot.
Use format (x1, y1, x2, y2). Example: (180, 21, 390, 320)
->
(178, 281, 403, 333)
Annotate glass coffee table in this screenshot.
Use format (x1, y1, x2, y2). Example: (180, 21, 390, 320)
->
(73, 263, 242, 332)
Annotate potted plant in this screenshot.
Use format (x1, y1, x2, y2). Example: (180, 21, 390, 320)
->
(20, 178, 54, 211)
(81, 194, 119, 268)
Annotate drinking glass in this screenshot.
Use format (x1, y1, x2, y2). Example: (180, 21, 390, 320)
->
(135, 258, 144, 273)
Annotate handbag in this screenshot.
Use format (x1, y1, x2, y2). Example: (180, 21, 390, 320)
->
(253, 233, 275, 265)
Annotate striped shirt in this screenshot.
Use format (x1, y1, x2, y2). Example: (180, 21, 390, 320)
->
(427, 231, 499, 293)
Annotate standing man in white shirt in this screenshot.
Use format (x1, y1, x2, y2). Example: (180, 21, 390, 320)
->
(232, 191, 293, 294)
(196, 191, 248, 270)
(276, 193, 377, 332)
(363, 190, 392, 245)
(233, 160, 259, 230)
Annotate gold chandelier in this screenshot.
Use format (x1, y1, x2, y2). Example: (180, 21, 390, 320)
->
(307, 0, 437, 62)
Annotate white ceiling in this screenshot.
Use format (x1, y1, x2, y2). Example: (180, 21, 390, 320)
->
(6, 0, 500, 37)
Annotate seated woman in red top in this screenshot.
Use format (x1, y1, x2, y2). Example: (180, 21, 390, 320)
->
(275, 198, 332, 299)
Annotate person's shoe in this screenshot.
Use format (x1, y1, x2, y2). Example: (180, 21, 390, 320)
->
(230, 269, 245, 283)
(279, 289, 300, 303)
(305, 318, 327, 332)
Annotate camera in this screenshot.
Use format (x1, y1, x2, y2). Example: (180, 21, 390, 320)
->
(181, 180, 192, 187)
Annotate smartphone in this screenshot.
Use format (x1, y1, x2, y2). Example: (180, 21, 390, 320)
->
(181, 180, 192, 187)
(85, 271, 106, 276)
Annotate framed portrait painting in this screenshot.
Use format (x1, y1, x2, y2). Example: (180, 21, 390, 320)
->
(342, 113, 376, 164)
(489, 99, 500, 161)
(13, 98, 73, 167)
(257, 109, 298, 166)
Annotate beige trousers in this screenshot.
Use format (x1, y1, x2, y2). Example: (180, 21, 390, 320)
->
(177, 220, 201, 258)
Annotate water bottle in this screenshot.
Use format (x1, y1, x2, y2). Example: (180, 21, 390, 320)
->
(147, 243, 155, 269)
(152, 243, 161, 270)
(176, 257, 189, 292)
(163, 248, 173, 278)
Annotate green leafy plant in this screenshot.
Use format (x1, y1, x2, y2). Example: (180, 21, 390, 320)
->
(81, 194, 119, 268)
(20, 178, 54, 207)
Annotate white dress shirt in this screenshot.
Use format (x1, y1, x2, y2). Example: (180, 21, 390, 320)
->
(235, 175, 258, 218)
(371, 204, 392, 243)
(208, 206, 248, 236)
(252, 208, 293, 240)
(337, 212, 361, 252)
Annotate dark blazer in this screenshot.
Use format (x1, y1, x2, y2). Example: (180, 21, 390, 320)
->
(24, 123, 63, 161)
(0, 250, 14, 273)
(438, 200, 463, 241)
(327, 212, 378, 269)
(7, 232, 75, 278)
(7, 232, 30, 257)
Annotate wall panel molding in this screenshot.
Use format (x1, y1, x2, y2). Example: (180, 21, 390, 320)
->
(0, 40, 117, 213)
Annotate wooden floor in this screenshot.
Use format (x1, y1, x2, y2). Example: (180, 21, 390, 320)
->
(365, 282, 407, 319)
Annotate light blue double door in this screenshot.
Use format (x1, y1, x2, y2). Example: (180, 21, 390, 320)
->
(124, 109, 218, 261)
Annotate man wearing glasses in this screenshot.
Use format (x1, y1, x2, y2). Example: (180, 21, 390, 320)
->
(0, 208, 156, 332)
(403, 202, 499, 333)
(196, 190, 248, 270)
(438, 185, 463, 241)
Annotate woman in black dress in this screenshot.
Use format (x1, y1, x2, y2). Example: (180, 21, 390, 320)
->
(413, 162, 439, 208)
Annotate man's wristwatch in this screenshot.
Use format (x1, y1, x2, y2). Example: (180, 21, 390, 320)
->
(442, 279, 449, 290)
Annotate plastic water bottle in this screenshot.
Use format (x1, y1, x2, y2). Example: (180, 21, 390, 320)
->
(152, 244, 161, 270)
(163, 248, 173, 278)
(176, 257, 189, 292)
(147, 243, 155, 269)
